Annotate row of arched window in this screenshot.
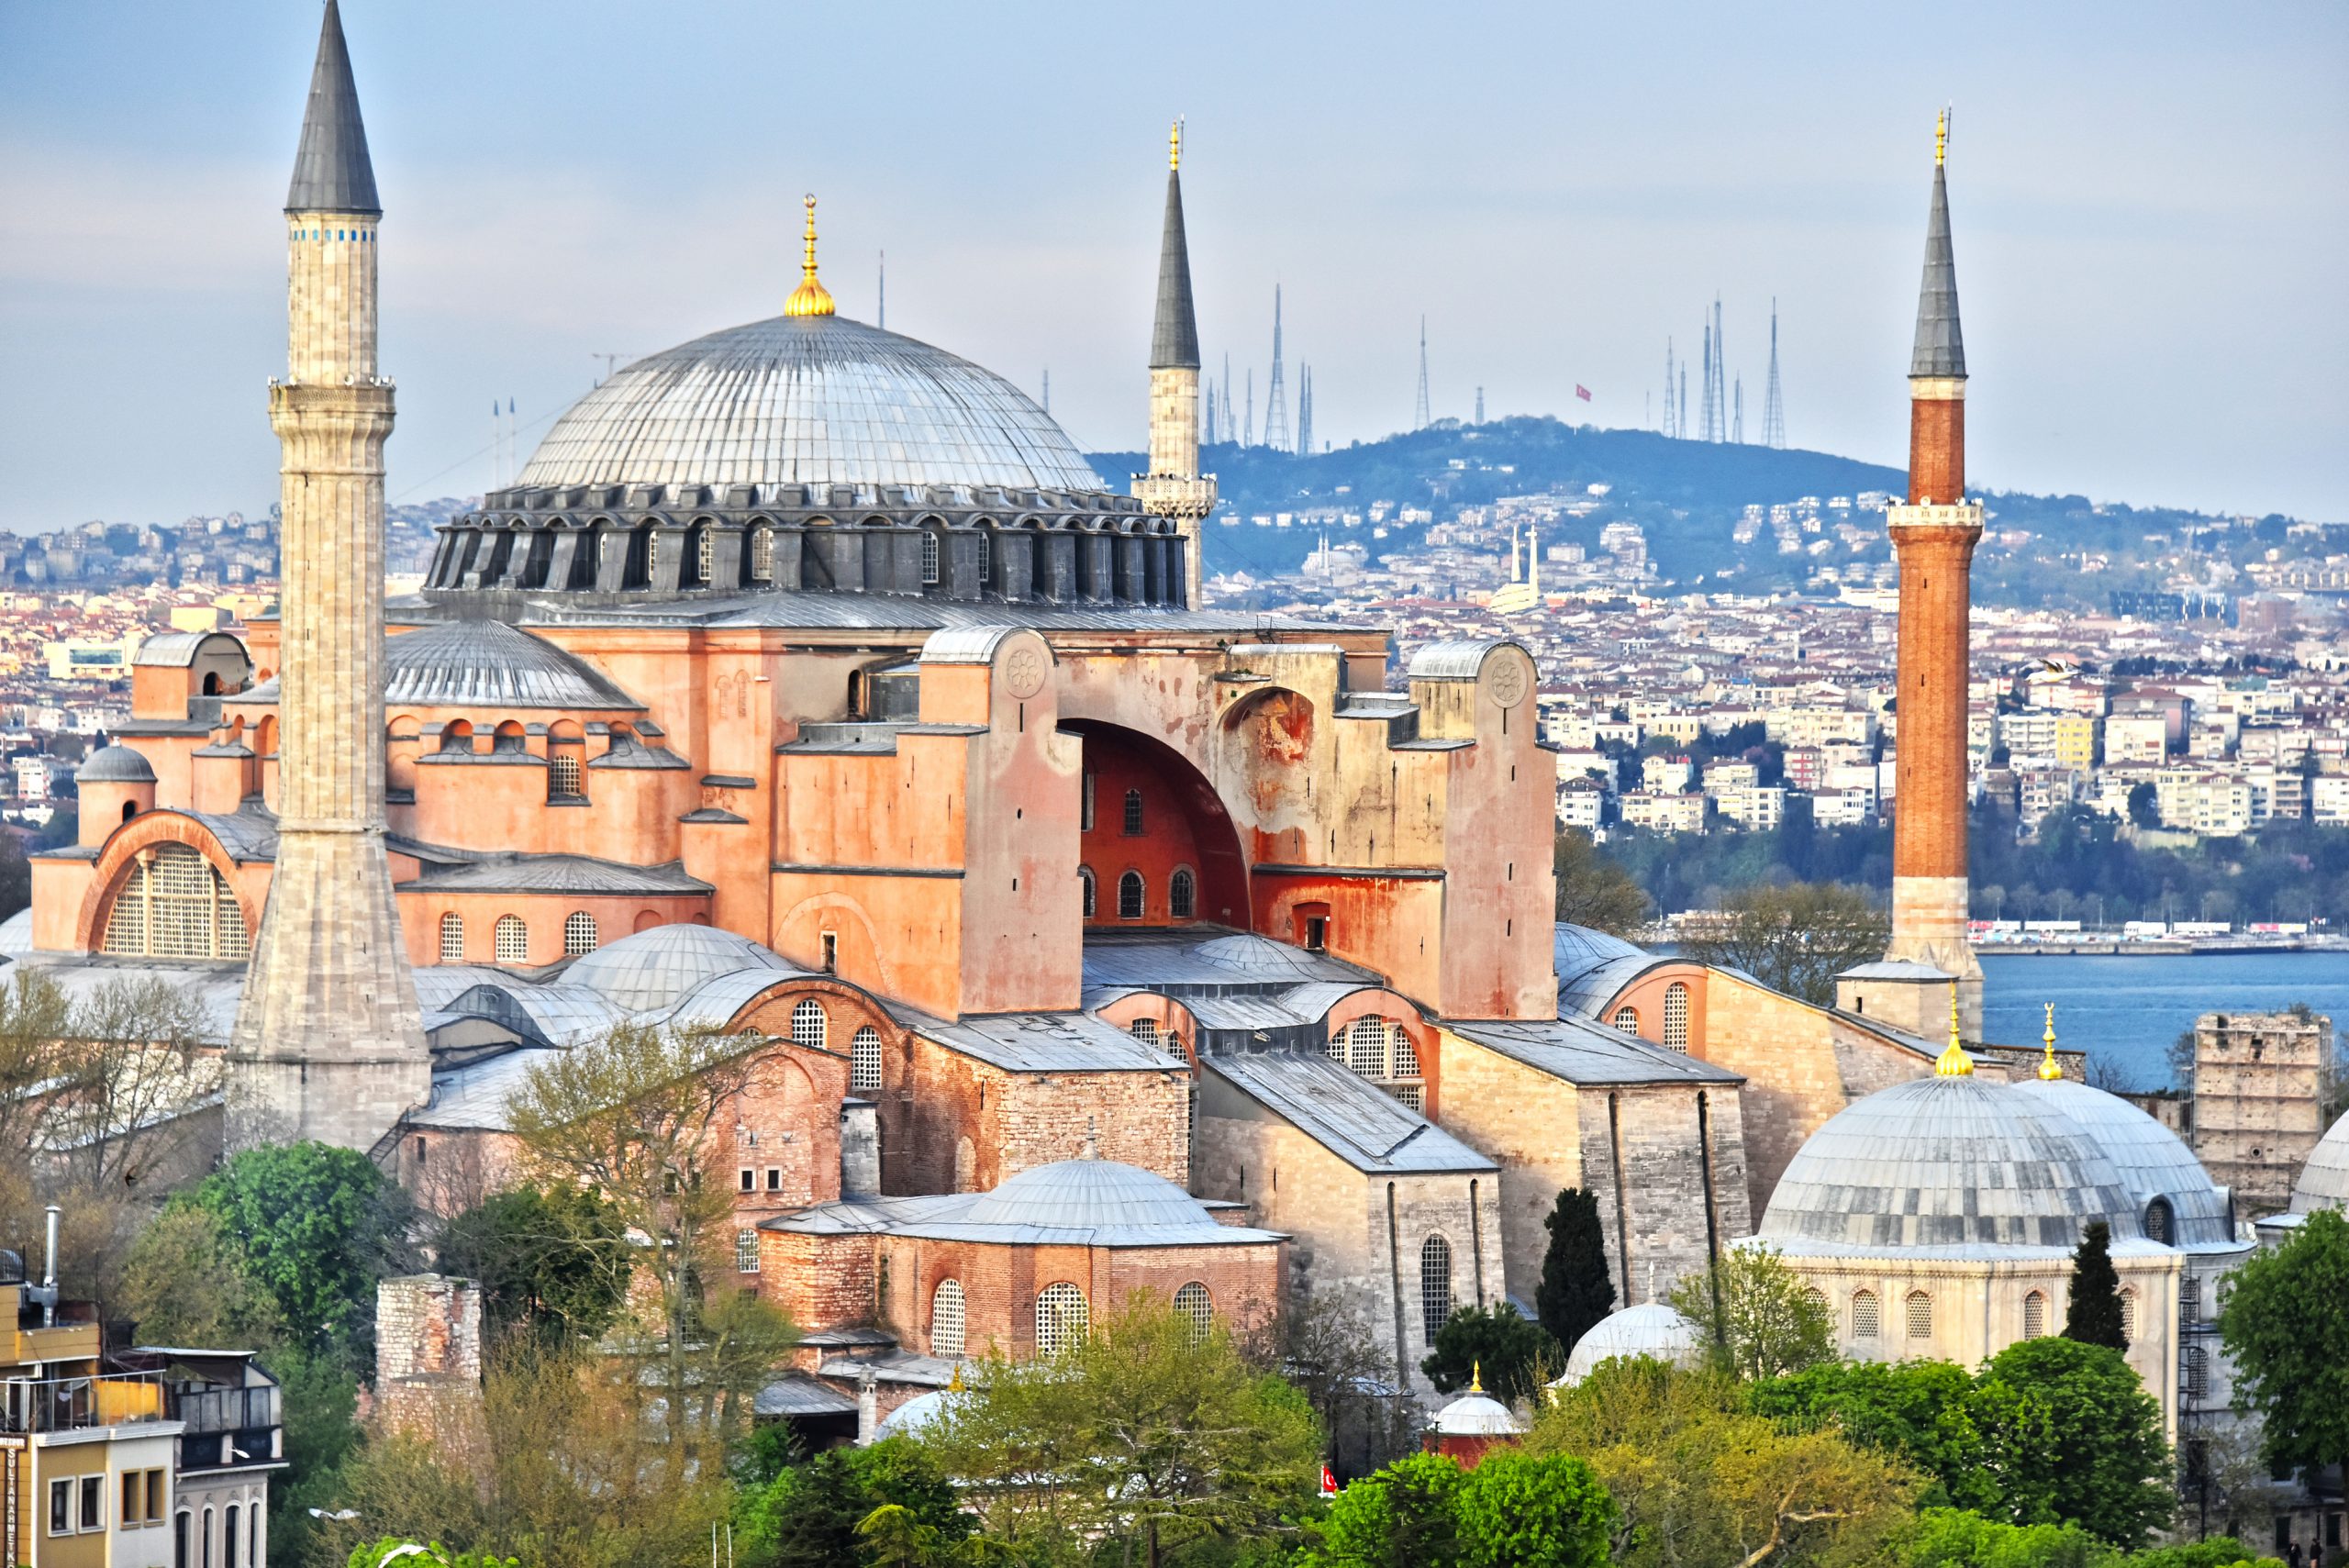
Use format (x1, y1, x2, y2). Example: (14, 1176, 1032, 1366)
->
(784, 1000, 888, 1092)
(1842, 1284, 2144, 1344)
(915, 1278, 1214, 1359)
(1327, 1017, 1426, 1111)
(406, 717, 590, 804)
(439, 909, 601, 962)
(1610, 981, 1693, 1051)
(1078, 866, 1197, 922)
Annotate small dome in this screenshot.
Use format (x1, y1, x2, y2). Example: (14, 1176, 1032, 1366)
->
(2012, 1077, 2237, 1247)
(875, 1386, 963, 1440)
(2292, 1108, 2349, 1216)
(562, 923, 791, 1014)
(963, 1158, 1220, 1235)
(1191, 933, 1339, 980)
(1432, 1387, 1523, 1436)
(1553, 1303, 1704, 1388)
(77, 745, 157, 784)
(1759, 1073, 2142, 1253)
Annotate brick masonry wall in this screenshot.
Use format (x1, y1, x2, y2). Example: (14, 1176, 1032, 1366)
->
(886, 1034, 1190, 1196)
(2192, 1011, 2329, 1216)
(374, 1273, 483, 1440)
(760, 1230, 874, 1330)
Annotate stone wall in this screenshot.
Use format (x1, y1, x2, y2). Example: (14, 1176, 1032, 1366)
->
(2192, 1009, 2331, 1217)
(885, 1034, 1189, 1196)
(374, 1273, 483, 1440)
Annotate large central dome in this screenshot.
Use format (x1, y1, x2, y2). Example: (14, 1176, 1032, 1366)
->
(517, 314, 1110, 495)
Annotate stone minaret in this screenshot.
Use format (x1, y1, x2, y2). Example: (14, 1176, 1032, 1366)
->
(228, 0, 428, 1151)
(1883, 112, 1986, 1038)
(1131, 122, 1216, 608)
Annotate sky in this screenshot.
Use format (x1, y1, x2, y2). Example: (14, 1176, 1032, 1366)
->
(2, 2, 2343, 533)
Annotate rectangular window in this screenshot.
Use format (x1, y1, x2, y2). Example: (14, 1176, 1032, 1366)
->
(821, 932, 838, 973)
(80, 1474, 102, 1530)
(124, 1473, 139, 1525)
(736, 1228, 760, 1273)
(51, 1478, 72, 1535)
(1304, 916, 1328, 951)
(766, 1167, 782, 1192)
(1080, 774, 1095, 831)
(739, 1168, 755, 1194)
(148, 1470, 166, 1525)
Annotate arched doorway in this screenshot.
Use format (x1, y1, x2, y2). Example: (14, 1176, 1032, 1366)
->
(1061, 720, 1248, 929)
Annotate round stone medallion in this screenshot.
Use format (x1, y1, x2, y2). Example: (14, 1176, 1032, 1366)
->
(1003, 644, 1048, 699)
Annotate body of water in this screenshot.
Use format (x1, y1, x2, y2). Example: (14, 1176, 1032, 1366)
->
(1979, 951, 2349, 1091)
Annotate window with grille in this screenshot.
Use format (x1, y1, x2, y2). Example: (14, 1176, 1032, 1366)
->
(1853, 1289, 1879, 1338)
(696, 528, 714, 584)
(2182, 1277, 2200, 1325)
(438, 911, 464, 962)
(2143, 1197, 2175, 1245)
(1346, 1017, 1387, 1077)
(1389, 1083, 1425, 1113)
(932, 1280, 966, 1357)
(1663, 982, 1691, 1051)
(1079, 867, 1097, 918)
(1419, 1235, 1454, 1342)
(1169, 867, 1196, 919)
(495, 914, 528, 962)
(1174, 1282, 1213, 1345)
(1324, 1031, 1346, 1062)
(792, 1000, 828, 1051)
(1036, 1283, 1087, 1355)
(102, 842, 250, 959)
(1123, 789, 1145, 835)
(2120, 1289, 2136, 1340)
(1130, 1018, 1160, 1048)
(1389, 1026, 1420, 1076)
(851, 1026, 882, 1091)
(1119, 871, 1145, 920)
(975, 530, 992, 584)
(1613, 1006, 1640, 1034)
(549, 751, 584, 798)
(735, 1229, 759, 1273)
(2184, 1345, 2208, 1399)
(1906, 1290, 1932, 1340)
(751, 528, 774, 582)
(2023, 1290, 2046, 1340)
(563, 910, 599, 955)
(920, 531, 941, 584)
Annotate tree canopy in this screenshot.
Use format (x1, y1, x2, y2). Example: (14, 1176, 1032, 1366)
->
(1422, 1302, 1559, 1406)
(1311, 1450, 1614, 1568)
(2065, 1221, 2129, 1352)
(2219, 1206, 2349, 1486)
(1553, 828, 1649, 937)
(1534, 1187, 1615, 1358)
(1666, 1244, 1835, 1382)
(1675, 881, 1889, 1006)
(432, 1184, 633, 1348)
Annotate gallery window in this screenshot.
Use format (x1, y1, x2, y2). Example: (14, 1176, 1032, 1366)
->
(851, 1026, 883, 1092)
(1612, 1006, 1640, 1035)
(101, 842, 250, 960)
(438, 911, 464, 962)
(563, 910, 599, 955)
(1169, 867, 1197, 920)
(735, 1229, 760, 1273)
(791, 1000, 828, 1051)
(1119, 871, 1145, 921)
(931, 1280, 966, 1357)
(1906, 1290, 1933, 1340)
(1123, 788, 1145, 836)
(495, 914, 529, 962)
(1852, 1289, 1880, 1339)
(2022, 1289, 2047, 1340)
(1419, 1234, 1454, 1342)
(1036, 1283, 1088, 1355)
(1663, 982, 1691, 1051)
(1174, 1282, 1213, 1345)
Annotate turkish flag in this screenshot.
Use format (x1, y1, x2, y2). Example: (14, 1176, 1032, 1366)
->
(1575, 385, 1593, 402)
(1320, 1465, 1339, 1496)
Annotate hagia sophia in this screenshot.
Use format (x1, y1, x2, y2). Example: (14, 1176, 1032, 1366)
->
(9, 0, 2348, 1490)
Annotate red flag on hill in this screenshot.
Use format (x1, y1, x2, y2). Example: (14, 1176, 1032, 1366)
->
(1575, 384, 1593, 402)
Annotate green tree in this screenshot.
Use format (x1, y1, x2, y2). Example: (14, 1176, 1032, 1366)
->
(1676, 881, 1890, 1006)
(1981, 1338, 2171, 1549)
(2127, 783, 2161, 830)
(1534, 1187, 1615, 1358)
(2218, 1207, 2349, 1493)
(1451, 1450, 1616, 1568)
(1245, 1290, 1419, 1480)
(1422, 1302, 1558, 1405)
(348, 1542, 518, 1568)
(1555, 828, 1649, 937)
(929, 1296, 1322, 1568)
(740, 1438, 967, 1568)
(433, 1184, 633, 1347)
(190, 1141, 414, 1368)
(1667, 1244, 1835, 1382)
(119, 1201, 284, 1350)
(1900, 1507, 2110, 1568)
(1744, 1359, 1984, 1508)
(1312, 1451, 1465, 1568)
(2065, 1221, 2129, 1351)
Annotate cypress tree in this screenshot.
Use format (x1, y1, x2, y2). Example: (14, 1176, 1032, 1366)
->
(1535, 1186, 1616, 1354)
(2065, 1219, 2129, 1351)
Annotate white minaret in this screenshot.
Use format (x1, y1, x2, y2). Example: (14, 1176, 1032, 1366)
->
(228, 0, 428, 1151)
(1131, 121, 1216, 608)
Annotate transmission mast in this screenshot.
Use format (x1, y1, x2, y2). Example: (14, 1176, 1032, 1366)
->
(1762, 298, 1787, 449)
(1413, 316, 1431, 429)
(1706, 296, 1728, 442)
(1663, 339, 1676, 437)
(1732, 376, 1743, 443)
(1699, 322, 1715, 441)
(1264, 286, 1290, 451)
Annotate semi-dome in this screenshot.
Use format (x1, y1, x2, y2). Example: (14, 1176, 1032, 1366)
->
(963, 1157, 1222, 1236)
(518, 316, 1108, 496)
(1758, 1073, 2143, 1253)
(562, 923, 791, 1014)
(1553, 1303, 1704, 1387)
(77, 745, 157, 784)
(2291, 1107, 2349, 1216)
(2012, 1076, 2238, 1248)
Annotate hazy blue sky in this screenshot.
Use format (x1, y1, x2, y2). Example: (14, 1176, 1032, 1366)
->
(3, 2, 2343, 531)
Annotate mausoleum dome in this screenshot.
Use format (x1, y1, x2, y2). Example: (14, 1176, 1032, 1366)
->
(1553, 1302, 1705, 1387)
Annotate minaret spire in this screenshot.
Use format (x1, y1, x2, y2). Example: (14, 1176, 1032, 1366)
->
(1149, 122, 1200, 372)
(284, 0, 379, 216)
(785, 195, 835, 317)
(1133, 120, 1216, 608)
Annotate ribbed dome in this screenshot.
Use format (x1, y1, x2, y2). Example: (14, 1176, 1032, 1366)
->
(562, 923, 790, 1014)
(1759, 1073, 2141, 1253)
(2012, 1077, 2236, 1247)
(963, 1158, 1218, 1234)
(516, 315, 1110, 495)
(2292, 1108, 2349, 1216)
(78, 745, 157, 784)
(1432, 1388, 1523, 1436)
(1192, 933, 1340, 980)
(1554, 1303, 1704, 1387)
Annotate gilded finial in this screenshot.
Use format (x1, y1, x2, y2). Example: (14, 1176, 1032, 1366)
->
(1469, 1360, 1484, 1394)
(785, 192, 835, 318)
(948, 1363, 965, 1394)
(1934, 981, 1973, 1076)
(1170, 118, 1182, 172)
(1934, 107, 1948, 168)
(2040, 1003, 2064, 1080)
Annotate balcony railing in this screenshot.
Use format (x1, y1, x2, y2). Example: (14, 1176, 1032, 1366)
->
(0, 1372, 164, 1433)
(172, 1383, 281, 1435)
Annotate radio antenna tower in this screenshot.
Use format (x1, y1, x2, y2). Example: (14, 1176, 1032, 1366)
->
(1662, 339, 1675, 437)
(1475, 386, 1485, 425)
(1732, 375, 1743, 443)
(1677, 364, 1687, 440)
(1708, 296, 1728, 442)
(1761, 298, 1787, 449)
(1264, 286, 1290, 451)
(1699, 322, 1715, 441)
(1297, 364, 1313, 455)
(1413, 316, 1431, 429)
(877, 250, 885, 330)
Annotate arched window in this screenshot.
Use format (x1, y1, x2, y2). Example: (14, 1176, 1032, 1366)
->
(695, 525, 714, 585)
(850, 1026, 882, 1092)
(1130, 1018, 1161, 1048)
(225, 1506, 239, 1568)
(562, 911, 599, 956)
(1852, 1289, 1880, 1339)
(1119, 871, 1145, 921)
(920, 530, 941, 584)
(439, 719, 473, 754)
(2119, 1288, 2136, 1341)
(975, 529, 992, 585)
(1174, 1282, 1213, 1345)
(1078, 866, 1097, 918)
(1345, 1017, 1387, 1077)
(548, 734, 584, 801)
(2143, 1197, 2175, 1245)
(1390, 1025, 1421, 1076)
(102, 842, 250, 959)
(1663, 982, 1691, 1051)
(1906, 1289, 1933, 1340)
(932, 1280, 967, 1357)
(1123, 788, 1145, 836)
(735, 1229, 760, 1273)
(495, 914, 528, 962)
(438, 911, 464, 962)
(1168, 867, 1196, 920)
(2182, 1276, 2201, 1325)
(1036, 1283, 1087, 1355)
(750, 528, 774, 582)
(2184, 1345, 2208, 1399)
(1419, 1235, 1454, 1342)
(1612, 1006, 1640, 1035)
(792, 1000, 828, 1051)
(2022, 1290, 2047, 1340)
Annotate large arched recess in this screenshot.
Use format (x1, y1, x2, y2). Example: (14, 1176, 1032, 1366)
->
(1060, 719, 1249, 929)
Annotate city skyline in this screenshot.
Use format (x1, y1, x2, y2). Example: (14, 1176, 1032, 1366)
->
(1, 1, 2343, 532)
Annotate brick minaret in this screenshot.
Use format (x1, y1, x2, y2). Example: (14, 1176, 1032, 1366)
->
(1131, 122, 1216, 608)
(228, 0, 428, 1151)
(1884, 113, 1986, 1038)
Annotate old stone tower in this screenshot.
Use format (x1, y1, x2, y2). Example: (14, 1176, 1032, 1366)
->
(1131, 122, 1216, 608)
(227, 0, 429, 1151)
(1880, 113, 1987, 1039)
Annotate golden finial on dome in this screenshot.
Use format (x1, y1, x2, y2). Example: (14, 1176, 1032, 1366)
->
(1934, 981, 1973, 1076)
(1469, 1360, 1484, 1394)
(785, 193, 835, 318)
(1935, 107, 1948, 168)
(2040, 1003, 2064, 1080)
(948, 1363, 965, 1394)
(1170, 117, 1182, 172)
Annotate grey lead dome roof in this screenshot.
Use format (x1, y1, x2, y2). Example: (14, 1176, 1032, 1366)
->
(562, 924, 793, 1016)
(1555, 1303, 1704, 1387)
(962, 1158, 1224, 1235)
(515, 314, 1111, 496)
(2292, 1108, 2349, 1215)
(1758, 1073, 2143, 1255)
(2012, 1077, 2239, 1248)
(78, 745, 157, 784)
